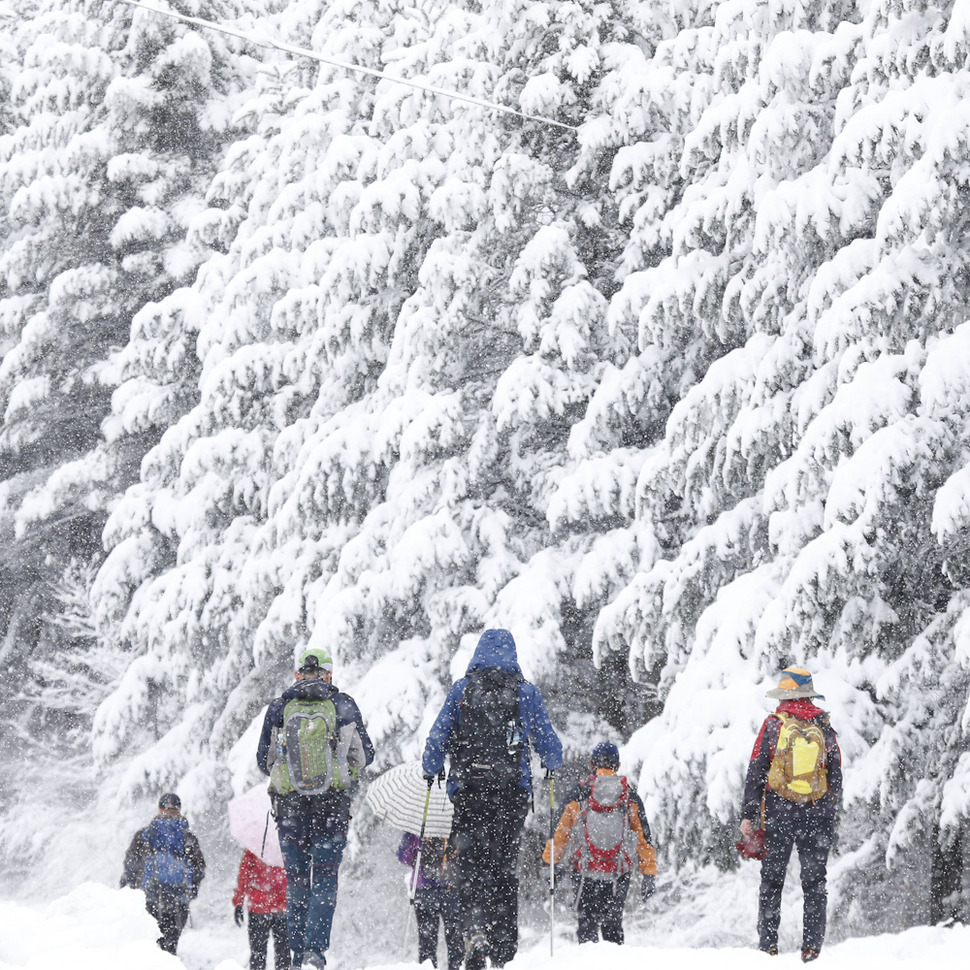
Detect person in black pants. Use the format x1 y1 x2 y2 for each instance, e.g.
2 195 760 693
543 743 657 945
575 874 631 943
233 849 289 970
248 912 289 970
422 629 563 970
398 833 462 969
740 667 842 963
121 792 206 956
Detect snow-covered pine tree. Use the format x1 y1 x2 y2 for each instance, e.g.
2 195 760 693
595 0 970 933
0 556 130 886
90 0 664 819
0 0 254 882
4 0 970 938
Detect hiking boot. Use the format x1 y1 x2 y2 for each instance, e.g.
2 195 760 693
801 948 819 963
302 953 327 970
760 945 778 956
464 931 488 970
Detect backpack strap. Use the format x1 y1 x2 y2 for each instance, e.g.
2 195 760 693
765 712 785 758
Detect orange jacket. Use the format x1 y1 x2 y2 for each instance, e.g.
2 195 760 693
542 768 657 876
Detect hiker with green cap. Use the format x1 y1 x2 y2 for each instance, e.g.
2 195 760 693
257 647 375 970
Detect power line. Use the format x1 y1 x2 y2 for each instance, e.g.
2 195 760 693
117 0 579 133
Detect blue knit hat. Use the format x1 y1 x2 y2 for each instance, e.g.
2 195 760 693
590 742 620 769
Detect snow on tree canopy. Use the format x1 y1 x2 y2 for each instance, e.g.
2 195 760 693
3 0 970 939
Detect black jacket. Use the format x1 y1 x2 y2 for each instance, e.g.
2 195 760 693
121 815 206 897
741 699 842 825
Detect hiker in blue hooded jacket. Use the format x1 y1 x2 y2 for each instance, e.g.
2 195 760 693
257 647 375 970
423 629 563 970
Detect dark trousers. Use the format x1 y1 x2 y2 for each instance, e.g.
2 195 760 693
572 872 630 944
146 888 189 954
414 884 463 970
248 911 289 970
451 785 530 967
759 811 832 952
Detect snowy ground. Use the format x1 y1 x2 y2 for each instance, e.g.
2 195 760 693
0 880 968 970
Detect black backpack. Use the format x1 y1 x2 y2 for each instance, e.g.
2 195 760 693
449 667 523 793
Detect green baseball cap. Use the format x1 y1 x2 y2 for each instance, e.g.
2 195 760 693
298 647 334 673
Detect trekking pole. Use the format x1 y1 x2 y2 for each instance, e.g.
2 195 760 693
260 810 271 861
410 778 433 902
548 770 555 956
403 777 434 958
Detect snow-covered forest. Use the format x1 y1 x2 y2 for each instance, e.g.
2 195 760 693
3 0 970 949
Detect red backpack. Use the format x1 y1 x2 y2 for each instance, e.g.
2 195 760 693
570 775 638 878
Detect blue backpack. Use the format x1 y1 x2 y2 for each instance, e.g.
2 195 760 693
141 817 193 891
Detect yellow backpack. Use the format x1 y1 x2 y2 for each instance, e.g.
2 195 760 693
766 713 828 804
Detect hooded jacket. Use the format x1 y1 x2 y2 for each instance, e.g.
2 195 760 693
741 698 843 824
422 629 563 797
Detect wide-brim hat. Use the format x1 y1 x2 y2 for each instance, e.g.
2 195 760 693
766 666 825 700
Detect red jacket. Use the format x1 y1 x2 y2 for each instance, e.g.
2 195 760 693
232 850 287 913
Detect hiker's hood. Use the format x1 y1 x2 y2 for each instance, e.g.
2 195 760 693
465 629 523 677
145 816 188 847
282 677 337 702
777 698 826 720
148 816 188 831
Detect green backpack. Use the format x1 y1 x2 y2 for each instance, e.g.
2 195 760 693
270 697 352 795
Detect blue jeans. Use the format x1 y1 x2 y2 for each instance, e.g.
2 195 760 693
280 828 346 964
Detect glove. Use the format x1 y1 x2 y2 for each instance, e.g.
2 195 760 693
640 875 656 902
422 774 436 787
234 905 245 926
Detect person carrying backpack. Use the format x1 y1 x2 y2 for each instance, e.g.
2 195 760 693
120 792 206 954
542 742 657 944
422 628 563 970
257 647 375 970
739 667 842 963
232 849 289 970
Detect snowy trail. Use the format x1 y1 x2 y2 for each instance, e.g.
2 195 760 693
0 882 968 970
